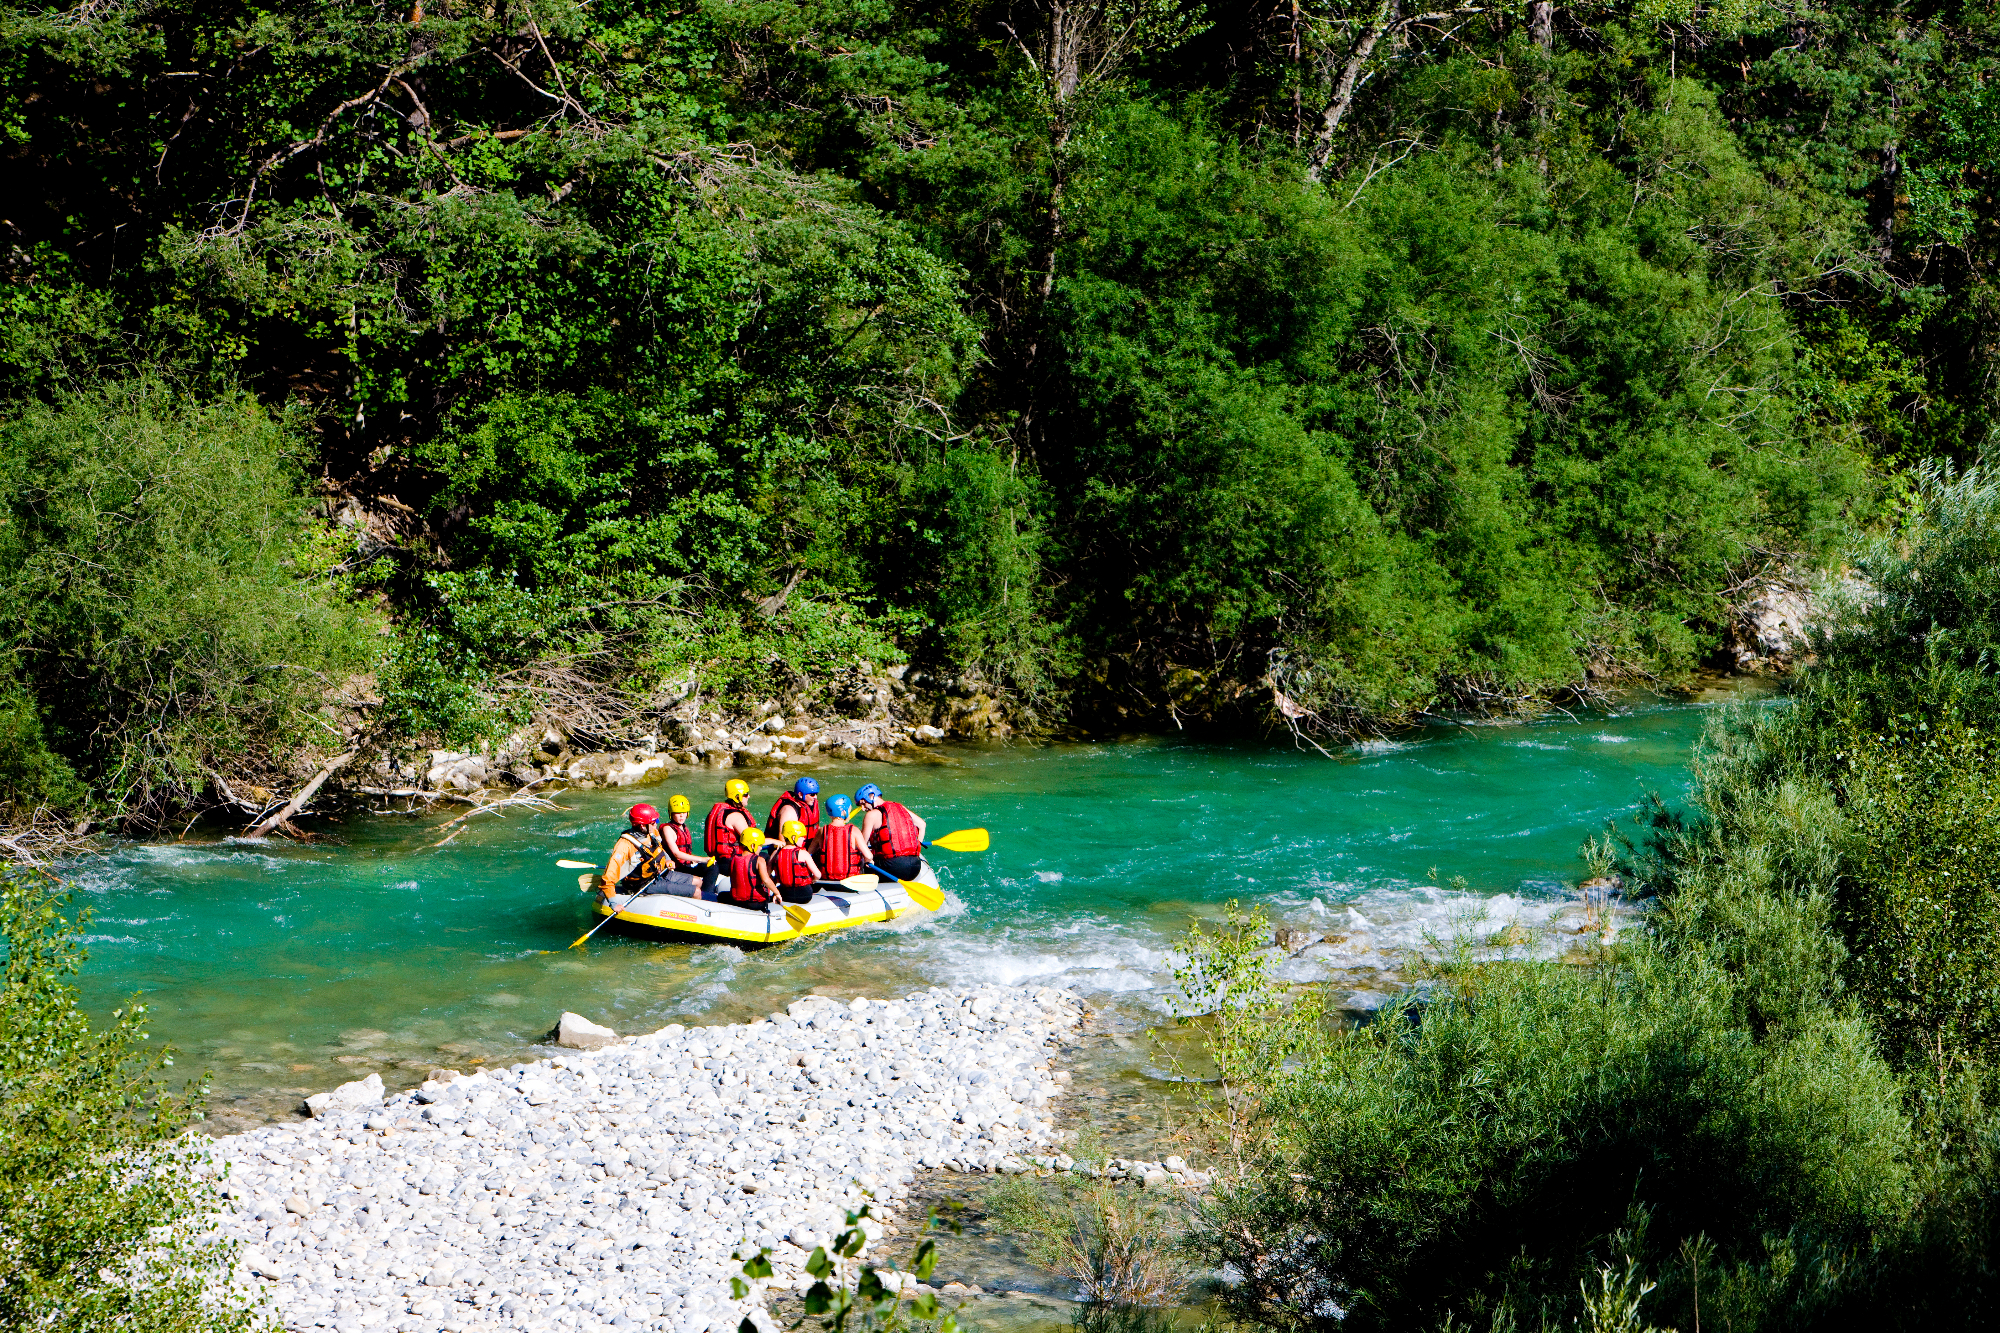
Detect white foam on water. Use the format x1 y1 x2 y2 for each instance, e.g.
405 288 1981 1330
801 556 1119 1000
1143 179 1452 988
1594 733 1634 744
917 917 1177 1000
1350 739 1410 755
84 845 297 876
1034 870 1064 883
663 945 741 1014
1508 740 1570 751
1254 879 1633 984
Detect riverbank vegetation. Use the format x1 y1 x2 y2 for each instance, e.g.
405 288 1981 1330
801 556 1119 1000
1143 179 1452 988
1181 466 2000 1330
0 868 266 1331
5 0 1996 828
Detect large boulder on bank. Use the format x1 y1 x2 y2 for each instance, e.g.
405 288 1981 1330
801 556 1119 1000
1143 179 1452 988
424 751 490 792
1727 576 1813 672
564 751 672 788
553 1012 619 1050
304 1072 383 1117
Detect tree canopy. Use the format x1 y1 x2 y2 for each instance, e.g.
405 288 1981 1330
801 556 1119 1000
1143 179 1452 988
6 0 1994 814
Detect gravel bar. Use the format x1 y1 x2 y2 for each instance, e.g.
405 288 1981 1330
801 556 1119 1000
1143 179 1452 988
210 984 1084 1333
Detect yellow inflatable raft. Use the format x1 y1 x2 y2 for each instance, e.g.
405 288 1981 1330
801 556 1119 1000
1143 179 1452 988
575 864 943 949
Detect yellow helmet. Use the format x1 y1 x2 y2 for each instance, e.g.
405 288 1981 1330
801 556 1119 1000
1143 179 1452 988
667 794 690 814
781 819 806 845
725 778 749 802
740 827 766 851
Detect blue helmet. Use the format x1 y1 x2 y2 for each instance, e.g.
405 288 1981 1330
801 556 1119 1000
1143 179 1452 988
856 782 883 805
794 776 820 796
825 794 853 820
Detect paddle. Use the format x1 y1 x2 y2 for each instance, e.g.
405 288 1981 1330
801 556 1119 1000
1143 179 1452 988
865 861 947 912
556 859 595 869
567 871 629 949
926 828 989 853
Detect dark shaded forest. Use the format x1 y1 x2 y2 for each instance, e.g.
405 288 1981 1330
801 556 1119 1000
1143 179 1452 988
4 0 1997 825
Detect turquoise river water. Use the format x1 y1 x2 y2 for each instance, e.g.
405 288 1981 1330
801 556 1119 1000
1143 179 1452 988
69 688 1750 1132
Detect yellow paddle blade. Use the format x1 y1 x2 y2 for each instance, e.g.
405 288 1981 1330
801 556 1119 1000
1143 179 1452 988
577 873 595 892
839 874 880 889
567 929 594 949
899 878 946 912
928 828 989 853
783 902 812 932
556 859 596 869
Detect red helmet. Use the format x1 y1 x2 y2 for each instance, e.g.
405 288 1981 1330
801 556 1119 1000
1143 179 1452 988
627 804 660 825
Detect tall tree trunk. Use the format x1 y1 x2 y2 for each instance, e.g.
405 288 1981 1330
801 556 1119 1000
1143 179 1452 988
1307 0 1398 183
1528 0 1554 175
1035 116 1071 301
1878 22 1905 262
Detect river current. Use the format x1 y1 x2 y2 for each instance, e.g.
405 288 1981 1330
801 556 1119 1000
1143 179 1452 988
70 688 1747 1131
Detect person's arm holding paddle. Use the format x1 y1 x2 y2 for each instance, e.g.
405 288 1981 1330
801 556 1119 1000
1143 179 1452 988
855 783 926 882
596 832 643 902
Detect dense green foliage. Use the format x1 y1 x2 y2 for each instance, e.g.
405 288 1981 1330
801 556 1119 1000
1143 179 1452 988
1195 467 2000 1331
0 869 265 1331
0 380 375 825
7 0 2000 814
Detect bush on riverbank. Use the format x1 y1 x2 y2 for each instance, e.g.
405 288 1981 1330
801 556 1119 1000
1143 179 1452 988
0 381 377 830
0 868 265 1331
1194 467 2000 1331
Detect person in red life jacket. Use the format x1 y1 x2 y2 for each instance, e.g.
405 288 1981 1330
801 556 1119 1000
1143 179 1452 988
855 782 926 882
661 794 702 874
813 793 868 882
715 826 779 908
770 819 822 903
596 804 673 901
764 776 821 842
700 778 754 898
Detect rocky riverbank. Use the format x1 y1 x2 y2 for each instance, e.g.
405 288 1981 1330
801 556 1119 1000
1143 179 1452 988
208 986 1082 1333
361 666 1013 803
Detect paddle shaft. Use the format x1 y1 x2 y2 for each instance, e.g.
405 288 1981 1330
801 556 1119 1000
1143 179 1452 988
571 883 631 949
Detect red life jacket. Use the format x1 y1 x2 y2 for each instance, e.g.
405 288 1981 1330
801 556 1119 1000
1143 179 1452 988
816 820 864 879
723 850 770 906
664 820 694 857
774 845 815 889
765 792 821 841
705 800 751 858
869 801 923 860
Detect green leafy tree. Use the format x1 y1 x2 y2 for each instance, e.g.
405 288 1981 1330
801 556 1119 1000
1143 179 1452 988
0 868 268 1332
0 380 376 825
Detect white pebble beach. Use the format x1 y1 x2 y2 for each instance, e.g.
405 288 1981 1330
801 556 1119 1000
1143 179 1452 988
207 984 1084 1333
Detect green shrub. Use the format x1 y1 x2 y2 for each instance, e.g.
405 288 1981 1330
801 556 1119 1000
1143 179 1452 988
0 380 376 821
0 868 267 1332
1837 723 2000 1084
1196 943 1910 1333
0 671 84 819
638 595 913 713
